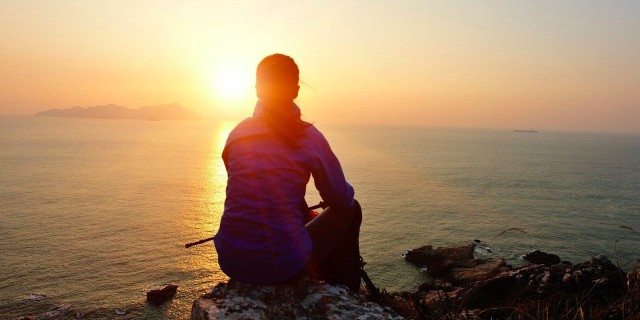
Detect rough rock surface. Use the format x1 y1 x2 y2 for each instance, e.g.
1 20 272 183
460 254 625 308
387 242 634 319
190 278 404 320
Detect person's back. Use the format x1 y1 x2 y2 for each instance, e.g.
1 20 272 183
214 54 361 291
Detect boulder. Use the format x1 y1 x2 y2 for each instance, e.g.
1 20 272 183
448 258 510 284
146 284 178 306
404 243 476 277
461 264 545 308
406 242 511 285
523 250 561 266
189 278 403 320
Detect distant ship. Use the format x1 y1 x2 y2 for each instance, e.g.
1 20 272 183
514 129 538 133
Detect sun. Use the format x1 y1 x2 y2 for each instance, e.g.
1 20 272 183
211 65 253 103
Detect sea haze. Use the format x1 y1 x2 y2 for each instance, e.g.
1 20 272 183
1 117 639 319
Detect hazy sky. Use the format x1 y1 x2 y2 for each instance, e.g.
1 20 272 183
1 1 639 132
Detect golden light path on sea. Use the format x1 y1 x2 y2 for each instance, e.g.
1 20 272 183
178 120 236 281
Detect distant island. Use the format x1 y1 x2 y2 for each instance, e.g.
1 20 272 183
514 129 538 133
34 103 201 121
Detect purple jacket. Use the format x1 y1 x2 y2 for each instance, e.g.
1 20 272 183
214 102 355 283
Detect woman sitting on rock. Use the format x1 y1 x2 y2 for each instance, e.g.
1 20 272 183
214 53 362 292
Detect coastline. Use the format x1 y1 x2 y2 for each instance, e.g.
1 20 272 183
188 242 640 319
7 241 640 319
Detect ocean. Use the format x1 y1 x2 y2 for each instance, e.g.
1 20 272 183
1 116 639 319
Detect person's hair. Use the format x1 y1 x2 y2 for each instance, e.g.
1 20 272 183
256 54 310 147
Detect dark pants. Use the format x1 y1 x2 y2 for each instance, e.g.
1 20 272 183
305 200 362 292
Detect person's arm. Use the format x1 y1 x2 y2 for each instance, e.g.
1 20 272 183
309 130 355 208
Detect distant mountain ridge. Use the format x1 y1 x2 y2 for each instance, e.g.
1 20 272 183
35 103 200 120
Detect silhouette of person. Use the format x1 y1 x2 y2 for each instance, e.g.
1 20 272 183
214 54 362 292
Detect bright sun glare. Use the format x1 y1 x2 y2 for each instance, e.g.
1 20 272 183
212 65 253 103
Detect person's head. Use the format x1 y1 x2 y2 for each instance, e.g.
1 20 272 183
256 54 300 103
254 54 309 146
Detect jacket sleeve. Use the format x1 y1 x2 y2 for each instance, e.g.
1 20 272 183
309 129 355 208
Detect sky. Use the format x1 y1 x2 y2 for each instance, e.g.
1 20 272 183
1 1 639 132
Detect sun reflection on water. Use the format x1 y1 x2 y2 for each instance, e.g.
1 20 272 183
178 120 237 286
207 120 237 220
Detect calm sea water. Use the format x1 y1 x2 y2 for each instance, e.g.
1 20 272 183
1 117 639 319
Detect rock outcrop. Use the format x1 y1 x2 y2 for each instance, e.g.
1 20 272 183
388 243 636 319
461 255 625 309
188 243 639 319
190 278 403 320
404 242 511 284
